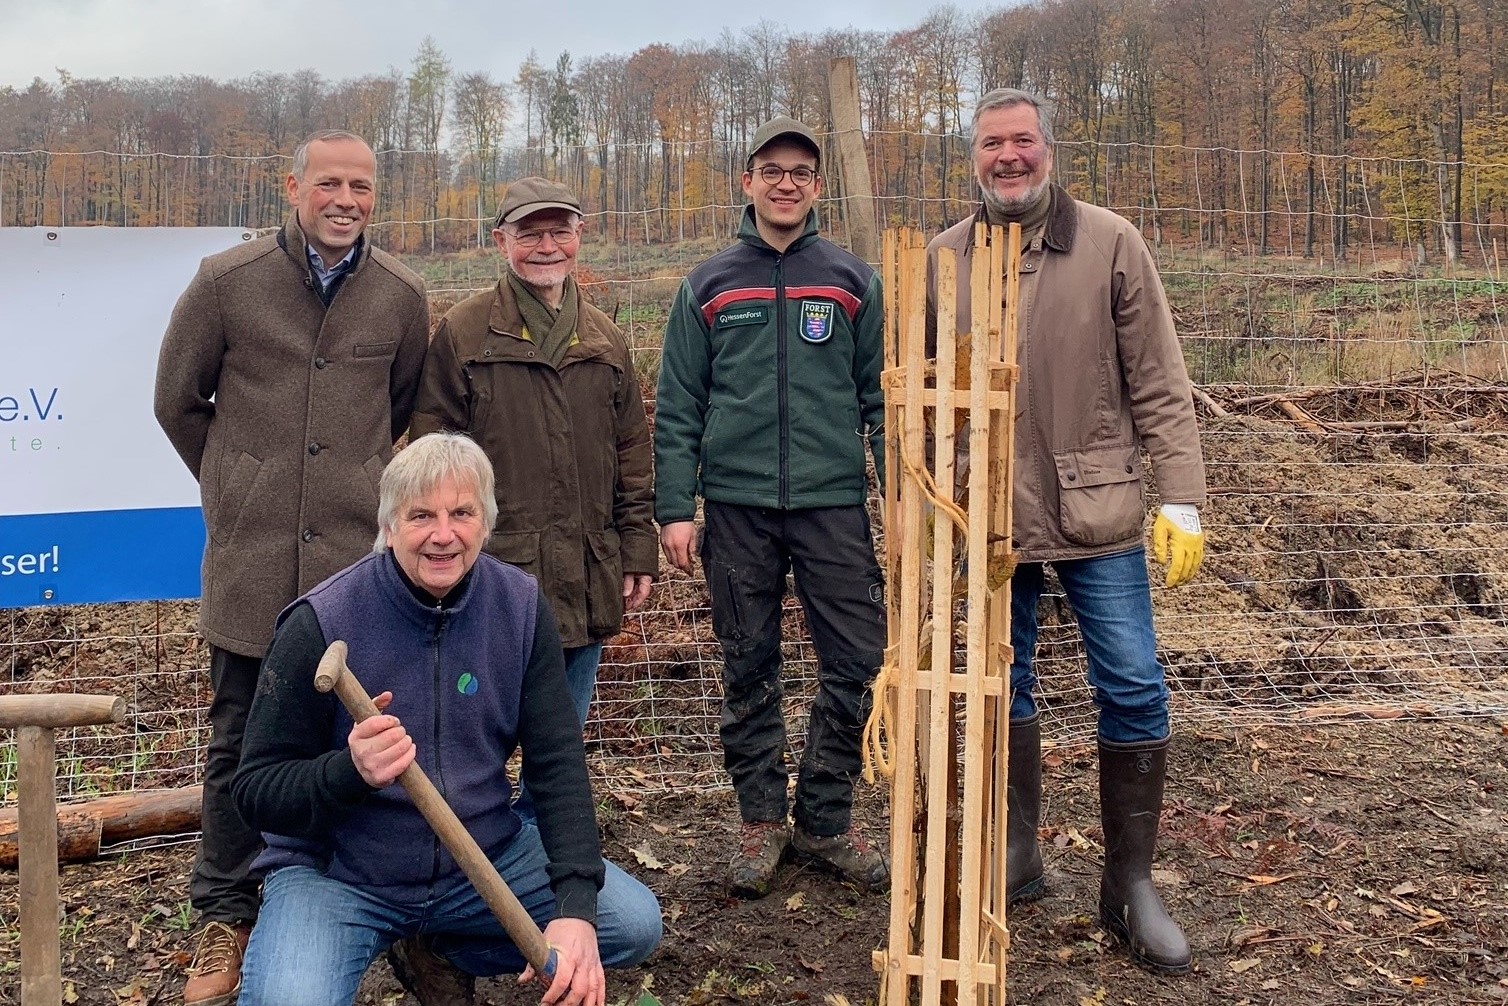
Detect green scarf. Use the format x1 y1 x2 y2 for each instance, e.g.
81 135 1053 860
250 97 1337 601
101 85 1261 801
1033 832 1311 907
985 183 1052 242
508 272 579 367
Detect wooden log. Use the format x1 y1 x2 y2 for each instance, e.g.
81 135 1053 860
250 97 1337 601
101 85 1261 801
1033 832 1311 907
0 694 126 729
18 726 61 1006
0 786 203 868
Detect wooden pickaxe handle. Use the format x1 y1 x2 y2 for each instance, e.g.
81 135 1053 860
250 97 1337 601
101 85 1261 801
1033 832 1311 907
314 640 557 978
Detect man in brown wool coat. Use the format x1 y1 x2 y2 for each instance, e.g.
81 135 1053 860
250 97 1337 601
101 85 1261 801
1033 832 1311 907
154 127 430 1005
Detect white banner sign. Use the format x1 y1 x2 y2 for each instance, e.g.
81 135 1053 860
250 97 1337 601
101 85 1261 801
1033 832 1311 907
0 226 252 608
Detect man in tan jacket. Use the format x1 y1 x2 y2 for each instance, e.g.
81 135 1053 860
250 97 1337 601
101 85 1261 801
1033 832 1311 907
154 128 429 1005
927 89 1207 976
411 177 656 738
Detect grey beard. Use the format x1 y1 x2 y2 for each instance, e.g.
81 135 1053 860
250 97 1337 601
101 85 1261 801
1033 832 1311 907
979 176 1050 218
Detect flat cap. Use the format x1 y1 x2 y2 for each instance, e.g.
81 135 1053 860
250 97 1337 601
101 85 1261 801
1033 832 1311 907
748 116 820 167
494 176 581 227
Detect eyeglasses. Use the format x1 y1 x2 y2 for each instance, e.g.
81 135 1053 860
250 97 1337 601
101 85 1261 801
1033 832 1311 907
753 164 817 187
505 226 580 248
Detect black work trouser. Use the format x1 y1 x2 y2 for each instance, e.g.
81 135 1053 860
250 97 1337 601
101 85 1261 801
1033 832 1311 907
701 501 887 837
189 645 264 923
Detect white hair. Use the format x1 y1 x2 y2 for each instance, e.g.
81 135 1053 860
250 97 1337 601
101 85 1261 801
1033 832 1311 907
373 433 498 551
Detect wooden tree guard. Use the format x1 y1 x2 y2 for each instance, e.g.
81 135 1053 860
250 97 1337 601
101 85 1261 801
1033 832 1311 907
0 693 127 1006
873 222 1022 1005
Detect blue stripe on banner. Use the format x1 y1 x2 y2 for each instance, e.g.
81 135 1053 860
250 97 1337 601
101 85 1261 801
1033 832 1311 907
0 508 205 609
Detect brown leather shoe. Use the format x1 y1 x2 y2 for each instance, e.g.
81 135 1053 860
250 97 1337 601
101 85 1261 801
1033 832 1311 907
730 820 790 898
387 936 476 1005
791 823 891 893
182 921 251 1006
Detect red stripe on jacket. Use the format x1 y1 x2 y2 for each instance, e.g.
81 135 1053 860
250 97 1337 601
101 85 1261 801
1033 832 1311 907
700 285 862 327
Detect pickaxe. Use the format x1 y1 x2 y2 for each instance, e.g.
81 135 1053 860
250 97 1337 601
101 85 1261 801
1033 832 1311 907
314 640 557 979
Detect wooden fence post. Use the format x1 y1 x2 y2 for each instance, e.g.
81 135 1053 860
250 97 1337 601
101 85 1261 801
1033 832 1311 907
828 57 880 265
1 694 126 1006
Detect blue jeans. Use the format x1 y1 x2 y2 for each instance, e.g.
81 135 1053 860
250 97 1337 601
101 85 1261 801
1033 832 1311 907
564 642 604 728
238 822 661 1006
1009 547 1169 743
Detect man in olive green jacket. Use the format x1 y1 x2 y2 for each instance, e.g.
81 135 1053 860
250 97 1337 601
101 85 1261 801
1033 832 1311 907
655 118 888 899
154 129 429 1006
411 177 657 730
927 89 1206 977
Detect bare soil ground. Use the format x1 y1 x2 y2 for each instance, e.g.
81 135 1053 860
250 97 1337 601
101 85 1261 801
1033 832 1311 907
3 719 1505 1005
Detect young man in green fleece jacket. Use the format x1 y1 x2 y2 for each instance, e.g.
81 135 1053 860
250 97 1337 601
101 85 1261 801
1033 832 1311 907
654 116 889 898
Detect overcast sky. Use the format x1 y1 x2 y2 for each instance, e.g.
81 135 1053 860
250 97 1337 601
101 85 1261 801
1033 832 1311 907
4 0 1003 89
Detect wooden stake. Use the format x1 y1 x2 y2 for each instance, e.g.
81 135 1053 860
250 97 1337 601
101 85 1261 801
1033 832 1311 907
17 727 60 1006
827 57 880 265
0 693 125 1006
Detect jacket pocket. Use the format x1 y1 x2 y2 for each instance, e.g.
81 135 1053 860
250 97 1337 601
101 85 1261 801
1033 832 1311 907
353 341 397 359
208 449 263 546
1052 443 1145 547
490 530 541 579
585 528 624 639
362 452 387 504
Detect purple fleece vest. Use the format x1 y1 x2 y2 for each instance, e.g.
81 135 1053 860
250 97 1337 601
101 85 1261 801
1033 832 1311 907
256 550 538 902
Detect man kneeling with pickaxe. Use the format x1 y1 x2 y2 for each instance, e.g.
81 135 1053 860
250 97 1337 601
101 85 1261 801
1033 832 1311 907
231 432 661 1006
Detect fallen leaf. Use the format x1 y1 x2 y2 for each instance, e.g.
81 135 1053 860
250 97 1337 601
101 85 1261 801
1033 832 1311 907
823 995 852 1006
650 823 671 835
1077 988 1107 1006
1409 976 1428 987
1307 942 1324 958
612 792 641 810
1230 926 1275 949
667 863 691 878
1230 958 1261 973
1063 826 1093 850
799 955 825 973
1260 980 1280 991
1055 947 1074 962
1243 873 1295 887
1390 880 1418 897
126 923 141 952
786 892 808 911
63 983 79 1004
631 844 664 870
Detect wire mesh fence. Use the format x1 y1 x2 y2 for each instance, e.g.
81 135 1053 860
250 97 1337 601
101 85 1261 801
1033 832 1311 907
3 135 1508 813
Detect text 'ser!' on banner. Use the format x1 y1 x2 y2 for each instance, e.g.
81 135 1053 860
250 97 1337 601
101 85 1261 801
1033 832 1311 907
0 226 251 609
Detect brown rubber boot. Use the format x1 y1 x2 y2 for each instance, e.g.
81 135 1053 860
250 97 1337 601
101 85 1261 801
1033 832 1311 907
730 819 791 898
182 921 251 1006
1098 736 1192 975
387 936 476 1005
1007 713 1046 905
791 823 890 893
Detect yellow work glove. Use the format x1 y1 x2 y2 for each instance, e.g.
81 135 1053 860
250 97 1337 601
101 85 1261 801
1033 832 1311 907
1152 503 1204 588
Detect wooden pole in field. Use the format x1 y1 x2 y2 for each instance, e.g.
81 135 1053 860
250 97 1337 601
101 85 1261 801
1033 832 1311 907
0 693 127 1006
827 57 880 265
871 222 1020 1003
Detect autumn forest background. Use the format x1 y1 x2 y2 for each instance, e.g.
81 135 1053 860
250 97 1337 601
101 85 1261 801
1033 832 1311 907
2 0 1505 269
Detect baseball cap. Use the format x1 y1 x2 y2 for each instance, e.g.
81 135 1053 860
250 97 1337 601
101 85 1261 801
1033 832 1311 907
747 116 821 168
494 176 582 227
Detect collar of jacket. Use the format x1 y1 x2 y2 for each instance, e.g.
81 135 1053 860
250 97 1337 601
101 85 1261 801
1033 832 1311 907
966 183 1078 254
485 275 616 366
736 204 821 255
276 213 371 280
377 548 480 627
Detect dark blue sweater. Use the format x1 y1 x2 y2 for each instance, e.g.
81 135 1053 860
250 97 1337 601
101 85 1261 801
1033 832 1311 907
233 550 604 919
